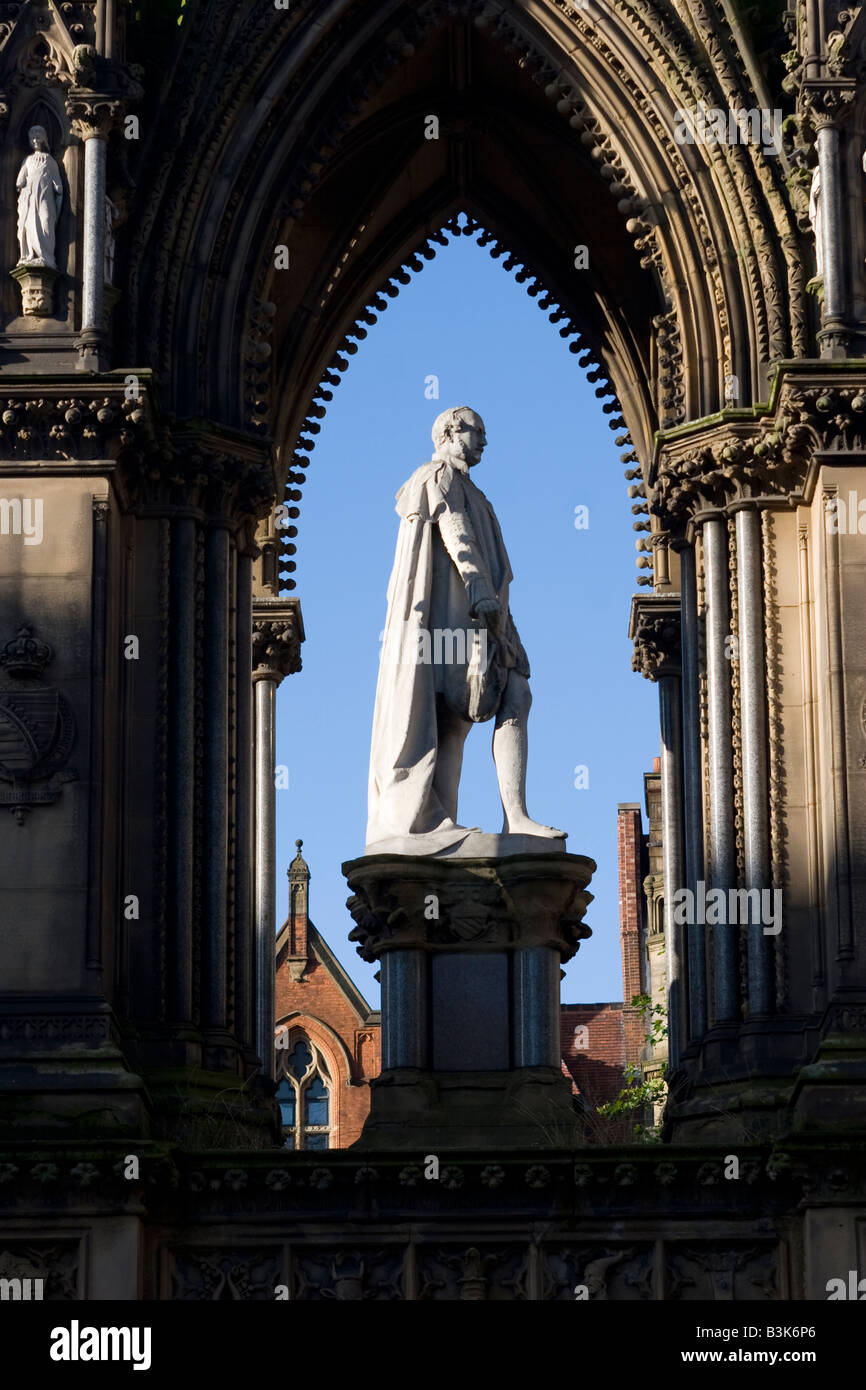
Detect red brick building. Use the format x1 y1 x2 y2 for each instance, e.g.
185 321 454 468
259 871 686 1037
274 841 381 1149
275 773 663 1146
615 757 668 1085
560 1002 626 1108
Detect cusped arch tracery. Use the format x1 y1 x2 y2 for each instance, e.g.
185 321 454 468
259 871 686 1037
127 0 810 493
265 207 642 593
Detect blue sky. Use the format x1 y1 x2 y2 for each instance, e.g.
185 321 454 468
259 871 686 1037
274 227 659 1007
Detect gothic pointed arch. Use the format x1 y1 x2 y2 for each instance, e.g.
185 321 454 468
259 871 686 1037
126 0 808 515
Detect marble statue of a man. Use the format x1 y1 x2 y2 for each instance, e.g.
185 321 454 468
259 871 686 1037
366 405 565 852
16 127 63 269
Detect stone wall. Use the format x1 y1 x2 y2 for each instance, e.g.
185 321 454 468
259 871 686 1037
1 1140 863 1300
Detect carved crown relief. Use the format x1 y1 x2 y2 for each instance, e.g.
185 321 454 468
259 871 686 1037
0 624 77 824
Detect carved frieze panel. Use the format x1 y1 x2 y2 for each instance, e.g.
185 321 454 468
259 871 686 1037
169 1246 281 1301
0 1239 81 1299
665 1244 778 1300
417 1245 529 1301
292 1248 403 1301
543 1244 655 1301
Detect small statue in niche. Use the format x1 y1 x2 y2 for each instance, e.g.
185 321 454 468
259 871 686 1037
15 126 63 269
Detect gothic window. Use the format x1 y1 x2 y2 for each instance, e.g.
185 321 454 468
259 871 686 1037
275 1034 331 1151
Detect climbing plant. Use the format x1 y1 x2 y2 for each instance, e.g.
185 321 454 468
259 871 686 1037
597 994 668 1142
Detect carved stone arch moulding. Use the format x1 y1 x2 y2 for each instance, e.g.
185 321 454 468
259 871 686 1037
195 2 672 440
126 0 799 444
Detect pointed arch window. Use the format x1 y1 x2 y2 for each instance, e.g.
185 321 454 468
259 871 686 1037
274 1034 331 1150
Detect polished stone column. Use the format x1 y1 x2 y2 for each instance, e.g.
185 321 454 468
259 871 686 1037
81 134 107 336
252 599 304 1077
167 514 197 1027
253 676 275 1074
734 504 772 1016
701 512 738 1024
630 598 685 1068
821 490 855 963
797 522 825 1003
203 524 231 1034
513 947 560 1068
659 671 685 1067
234 546 254 1053
86 499 109 973
381 951 427 1068
678 541 706 1039
816 122 847 334
66 97 121 370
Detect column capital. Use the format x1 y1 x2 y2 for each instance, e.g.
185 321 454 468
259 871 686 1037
690 505 728 528
343 852 593 963
652 368 866 524
252 598 304 683
66 93 123 141
800 81 857 130
120 419 275 521
654 425 804 524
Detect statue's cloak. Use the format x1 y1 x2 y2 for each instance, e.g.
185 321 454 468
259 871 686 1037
17 152 61 267
366 457 528 849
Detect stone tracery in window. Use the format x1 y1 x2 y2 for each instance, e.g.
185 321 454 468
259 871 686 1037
274 1034 331 1151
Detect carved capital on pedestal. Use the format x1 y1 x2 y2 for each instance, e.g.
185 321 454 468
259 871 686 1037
252 598 304 683
629 595 681 681
10 263 57 317
343 853 594 964
66 93 122 140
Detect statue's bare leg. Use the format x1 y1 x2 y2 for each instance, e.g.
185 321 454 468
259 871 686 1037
433 698 473 826
493 671 565 838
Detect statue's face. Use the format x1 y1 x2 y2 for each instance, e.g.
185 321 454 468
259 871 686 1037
446 415 487 467
29 128 47 151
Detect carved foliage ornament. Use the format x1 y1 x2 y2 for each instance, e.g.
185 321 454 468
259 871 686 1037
344 859 593 962
652 380 866 521
0 392 154 462
252 611 302 681
631 612 681 680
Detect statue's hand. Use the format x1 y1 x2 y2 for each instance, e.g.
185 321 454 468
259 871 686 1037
473 597 500 627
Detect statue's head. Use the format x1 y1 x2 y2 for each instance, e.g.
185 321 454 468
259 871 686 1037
28 126 49 152
431 406 487 467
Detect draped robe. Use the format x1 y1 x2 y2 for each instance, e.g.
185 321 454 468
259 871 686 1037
17 151 62 268
366 456 528 850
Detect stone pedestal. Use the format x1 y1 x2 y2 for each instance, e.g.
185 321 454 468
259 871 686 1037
343 851 595 1149
10 263 58 317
